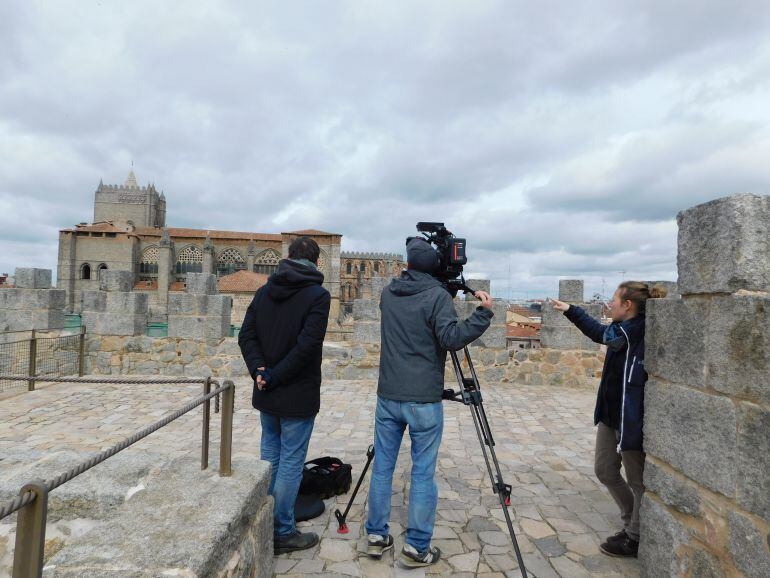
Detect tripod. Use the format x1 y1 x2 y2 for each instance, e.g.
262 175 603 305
334 344 530 578
443 345 529 578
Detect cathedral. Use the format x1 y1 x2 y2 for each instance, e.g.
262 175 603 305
57 171 344 322
57 171 406 324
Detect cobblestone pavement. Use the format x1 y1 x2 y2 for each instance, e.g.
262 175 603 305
0 378 640 577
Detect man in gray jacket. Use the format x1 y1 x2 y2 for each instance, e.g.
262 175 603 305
365 237 494 568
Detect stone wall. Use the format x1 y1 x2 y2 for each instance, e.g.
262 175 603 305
541 279 602 351
81 271 148 336
168 273 232 340
0 268 66 331
639 193 770 578
0 450 273 578
321 342 605 388
78 334 605 389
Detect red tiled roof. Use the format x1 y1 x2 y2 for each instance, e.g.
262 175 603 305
218 270 269 293
284 229 340 236
134 280 158 290
135 227 283 242
507 324 540 338
61 221 283 241
509 306 535 318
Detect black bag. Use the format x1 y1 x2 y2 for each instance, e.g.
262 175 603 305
295 493 325 522
299 457 352 499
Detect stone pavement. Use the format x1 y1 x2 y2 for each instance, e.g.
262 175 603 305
0 377 640 577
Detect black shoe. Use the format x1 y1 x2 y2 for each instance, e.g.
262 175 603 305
605 529 629 545
367 534 394 558
274 530 320 555
600 536 639 558
399 543 441 568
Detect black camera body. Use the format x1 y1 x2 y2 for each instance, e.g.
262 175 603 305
412 222 471 295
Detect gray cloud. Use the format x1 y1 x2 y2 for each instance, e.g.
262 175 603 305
0 0 768 297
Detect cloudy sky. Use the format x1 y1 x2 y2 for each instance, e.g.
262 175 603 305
2 1 769 299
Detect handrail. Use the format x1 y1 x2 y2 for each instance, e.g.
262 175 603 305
0 376 236 577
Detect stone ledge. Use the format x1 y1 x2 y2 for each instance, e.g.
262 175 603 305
44 456 273 578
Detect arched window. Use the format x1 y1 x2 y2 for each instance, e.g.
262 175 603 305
175 245 203 277
346 261 352 274
374 262 380 273
254 249 280 275
97 263 108 281
81 263 91 280
360 262 366 274
217 248 246 277
139 246 159 278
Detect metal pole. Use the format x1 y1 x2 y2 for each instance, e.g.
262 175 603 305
78 325 86 377
219 380 234 477
28 330 37 392
12 480 48 578
201 377 211 470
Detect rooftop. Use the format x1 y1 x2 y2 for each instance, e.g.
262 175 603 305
218 270 269 293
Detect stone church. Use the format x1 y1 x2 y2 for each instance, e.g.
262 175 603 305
57 171 346 322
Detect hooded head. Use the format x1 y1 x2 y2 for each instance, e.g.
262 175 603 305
406 237 440 274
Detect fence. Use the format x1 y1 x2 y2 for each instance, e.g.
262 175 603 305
0 327 85 393
0 375 235 578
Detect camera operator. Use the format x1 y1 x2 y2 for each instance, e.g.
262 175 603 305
364 237 494 568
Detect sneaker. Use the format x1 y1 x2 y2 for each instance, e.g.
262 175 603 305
600 536 639 558
367 534 394 558
605 529 629 545
274 530 320 555
399 543 442 568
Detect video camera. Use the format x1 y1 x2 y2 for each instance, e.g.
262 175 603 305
411 222 471 295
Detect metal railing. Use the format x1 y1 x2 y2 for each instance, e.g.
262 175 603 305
0 327 86 393
0 376 235 578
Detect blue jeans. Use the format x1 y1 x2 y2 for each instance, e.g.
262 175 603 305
365 396 443 552
260 412 315 537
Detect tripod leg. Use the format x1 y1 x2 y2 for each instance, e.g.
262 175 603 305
453 348 529 578
335 445 374 533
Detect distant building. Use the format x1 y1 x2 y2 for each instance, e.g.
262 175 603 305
57 171 342 321
339 252 405 313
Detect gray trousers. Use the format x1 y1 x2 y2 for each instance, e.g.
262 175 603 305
594 422 645 540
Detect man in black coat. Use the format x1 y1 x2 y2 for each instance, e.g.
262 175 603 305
238 236 331 554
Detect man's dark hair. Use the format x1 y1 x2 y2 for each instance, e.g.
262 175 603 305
288 236 321 263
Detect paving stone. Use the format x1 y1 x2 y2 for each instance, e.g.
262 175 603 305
320 538 358 562
448 551 480 572
327 560 362 576
519 519 555 539
533 535 567 558
0 376 637 578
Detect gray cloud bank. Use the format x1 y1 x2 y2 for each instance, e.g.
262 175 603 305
1 0 769 299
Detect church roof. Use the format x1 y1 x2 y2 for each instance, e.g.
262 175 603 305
218 270 269 293
284 229 340 236
134 227 283 241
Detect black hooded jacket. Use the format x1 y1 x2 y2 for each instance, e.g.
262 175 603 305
238 259 331 417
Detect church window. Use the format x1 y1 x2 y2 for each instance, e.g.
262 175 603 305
217 248 246 277
346 262 352 274
360 262 366 273
175 245 203 276
374 262 380 273
81 263 91 280
254 249 280 275
140 247 159 278
97 264 108 280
